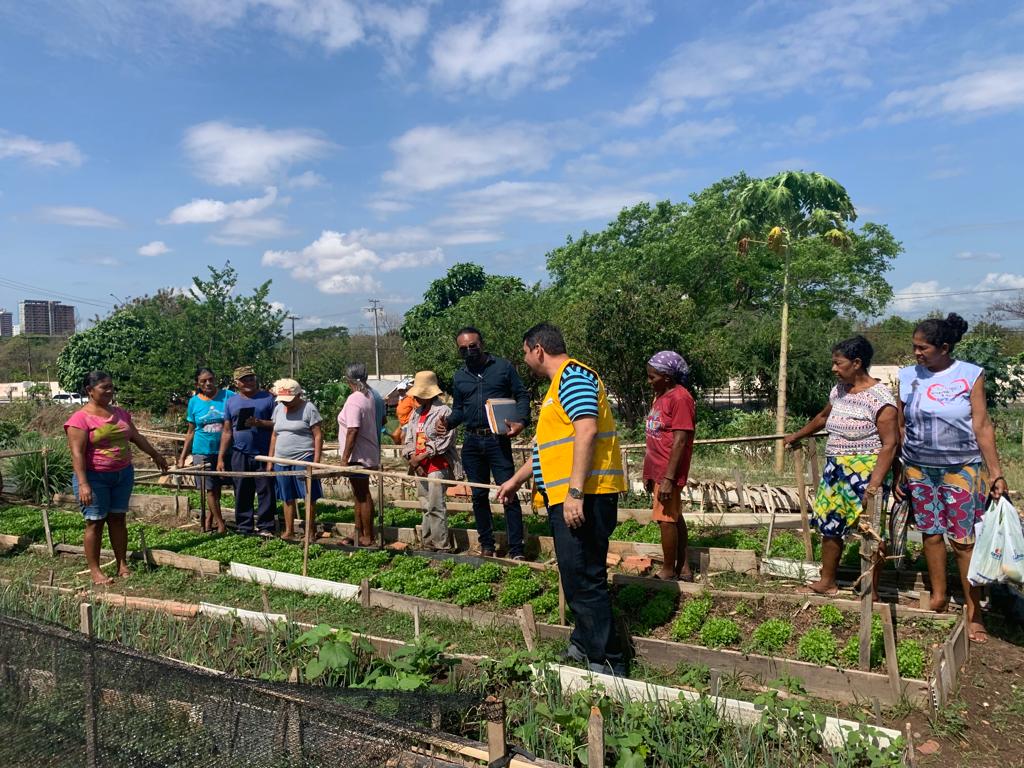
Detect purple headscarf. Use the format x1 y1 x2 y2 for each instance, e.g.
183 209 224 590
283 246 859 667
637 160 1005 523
648 350 690 385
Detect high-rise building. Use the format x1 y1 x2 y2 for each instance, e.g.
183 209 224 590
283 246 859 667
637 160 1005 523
0 309 12 338
18 300 76 336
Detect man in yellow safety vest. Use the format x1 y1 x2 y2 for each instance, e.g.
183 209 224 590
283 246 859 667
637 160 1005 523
497 322 627 675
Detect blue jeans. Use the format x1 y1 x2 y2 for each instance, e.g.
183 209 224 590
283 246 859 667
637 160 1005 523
231 450 277 534
549 493 624 673
73 466 135 521
461 433 524 555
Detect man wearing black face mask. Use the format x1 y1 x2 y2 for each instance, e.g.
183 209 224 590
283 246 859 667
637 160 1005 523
436 327 531 559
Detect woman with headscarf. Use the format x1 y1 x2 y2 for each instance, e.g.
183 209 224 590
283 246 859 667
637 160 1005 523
337 363 380 547
896 314 1008 642
643 351 696 581
784 336 898 598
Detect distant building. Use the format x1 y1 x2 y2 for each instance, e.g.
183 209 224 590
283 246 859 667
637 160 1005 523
18 300 76 336
0 309 12 338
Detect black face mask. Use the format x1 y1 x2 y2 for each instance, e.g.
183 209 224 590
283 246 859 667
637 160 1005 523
460 346 484 365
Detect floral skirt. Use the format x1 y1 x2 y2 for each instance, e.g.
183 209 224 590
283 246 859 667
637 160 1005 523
812 455 884 539
904 462 986 544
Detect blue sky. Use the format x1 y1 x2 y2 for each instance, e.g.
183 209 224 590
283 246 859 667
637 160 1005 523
1 0 1022 333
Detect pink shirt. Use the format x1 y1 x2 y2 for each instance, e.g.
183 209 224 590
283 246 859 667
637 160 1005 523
337 391 380 468
64 407 134 472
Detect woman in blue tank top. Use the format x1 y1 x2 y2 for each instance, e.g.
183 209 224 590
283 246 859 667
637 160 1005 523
896 313 1009 643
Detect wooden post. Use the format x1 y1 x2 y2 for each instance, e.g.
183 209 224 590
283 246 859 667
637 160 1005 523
709 668 722 697
518 604 537 651
360 578 371 609
700 552 711 587
858 549 874 671
413 604 421 639
620 449 630 493
485 697 506 765
261 587 272 615
173 473 182 516
376 471 385 550
302 466 314 577
587 706 604 768
931 646 946 709
904 723 917 768
795 446 813 560
877 603 901 699
138 528 152 568
199 474 208 531
557 569 567 626
807 438 821 491
80 603 98 768
732 469 746 513
764 492 777 557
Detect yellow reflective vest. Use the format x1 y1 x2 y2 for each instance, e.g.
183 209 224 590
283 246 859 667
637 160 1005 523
534 358 626 507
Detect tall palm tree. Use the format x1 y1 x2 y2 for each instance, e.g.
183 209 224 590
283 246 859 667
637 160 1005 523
729 171 857 474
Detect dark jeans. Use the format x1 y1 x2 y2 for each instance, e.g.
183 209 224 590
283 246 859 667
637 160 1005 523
461 433 524 556
230 450 277 534
549 493 624 671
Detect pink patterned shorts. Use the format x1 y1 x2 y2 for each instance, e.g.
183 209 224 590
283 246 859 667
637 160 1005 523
904 462 986 544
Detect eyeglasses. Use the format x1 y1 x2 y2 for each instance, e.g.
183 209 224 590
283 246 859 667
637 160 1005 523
458 343 480 352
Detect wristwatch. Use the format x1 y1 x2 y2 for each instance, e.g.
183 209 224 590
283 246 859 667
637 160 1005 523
568 487 584 500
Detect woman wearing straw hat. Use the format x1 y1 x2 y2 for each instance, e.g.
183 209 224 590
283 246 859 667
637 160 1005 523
266 378 323 540
402 371 458 552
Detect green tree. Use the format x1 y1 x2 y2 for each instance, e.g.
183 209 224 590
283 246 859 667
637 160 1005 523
56 264 285 413
956 334 1024 409
293 326 350 396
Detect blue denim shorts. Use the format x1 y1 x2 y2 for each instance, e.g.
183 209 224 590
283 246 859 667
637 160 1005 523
73 466 135 521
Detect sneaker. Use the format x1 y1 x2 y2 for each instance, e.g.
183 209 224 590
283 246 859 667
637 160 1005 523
509 554 527 562
588 660 627 678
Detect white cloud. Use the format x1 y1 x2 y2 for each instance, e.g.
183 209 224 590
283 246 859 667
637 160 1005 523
183 122 332 186
890 272 1024 315
40 206 123 228
384 123 554 191
262 228 447 294
367 198 412 215
601 118 738 158
285 170 326 189
440 180 653 229
209 217 290 245
954 251 1001 261
881 56 1024 122
138 240 171 256
429 0 651 95
632 0 946 120
165 187 279 224
0 130 83 167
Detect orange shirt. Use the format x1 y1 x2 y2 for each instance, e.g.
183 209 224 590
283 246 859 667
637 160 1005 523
396 394 417 426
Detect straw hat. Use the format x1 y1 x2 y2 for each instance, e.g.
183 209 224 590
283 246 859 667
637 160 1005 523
272 378 303 403
407 370 443 399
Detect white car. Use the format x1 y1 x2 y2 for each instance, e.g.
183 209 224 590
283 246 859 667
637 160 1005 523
52 392 86 405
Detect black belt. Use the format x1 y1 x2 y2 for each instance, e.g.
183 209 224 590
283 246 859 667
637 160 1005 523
465 427 493 437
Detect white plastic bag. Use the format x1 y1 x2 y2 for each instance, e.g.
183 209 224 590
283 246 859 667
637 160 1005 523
968 496 1024 586
998 497 1024 583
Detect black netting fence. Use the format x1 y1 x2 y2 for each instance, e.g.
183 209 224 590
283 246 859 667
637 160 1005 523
0 610 480 768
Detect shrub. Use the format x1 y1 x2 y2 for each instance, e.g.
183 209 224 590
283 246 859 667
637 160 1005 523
749 619 793 654
896 639 926 679
670 595 713 640
796 628 838 665
699 617 740 648
817 604 845 628
7 437 72 503
0 421 20 449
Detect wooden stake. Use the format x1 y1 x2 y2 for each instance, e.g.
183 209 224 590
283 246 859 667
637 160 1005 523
904 723 917 768
931 647 946 709
795 445 813 560
261 587 272 615
877 604 901 700
138 528 152 568
41 507 55 557
858 549 874 671
80 602 98 768
519 603 537 651
485 697 506 765
360 578 371 609
413 604 421 639
587 706 604 768
302 466 314 577
700 552 711 587
710 668 722 697
732 469 746 512
807 438 821 491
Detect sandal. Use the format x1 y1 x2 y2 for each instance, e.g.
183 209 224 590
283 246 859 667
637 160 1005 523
968 623 989 644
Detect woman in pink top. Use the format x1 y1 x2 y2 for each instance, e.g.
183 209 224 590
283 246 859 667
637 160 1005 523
64 371 169 585
337 363 380 547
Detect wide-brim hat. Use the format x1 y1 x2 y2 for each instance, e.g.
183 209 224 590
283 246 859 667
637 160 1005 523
272 377 302 402
407 370 443 400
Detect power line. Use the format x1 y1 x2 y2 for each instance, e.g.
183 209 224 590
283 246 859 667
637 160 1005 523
892 287 1023 299
0 276 113 310
362 299 383 380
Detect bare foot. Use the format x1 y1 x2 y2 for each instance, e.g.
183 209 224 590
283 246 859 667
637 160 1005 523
90 571 114 586
968 622 988 644
929 593 949 612
655 568 675 580
281 531 296 540
803 580 839 596
215 525 227 534
358 536 374 547
117 565 131 579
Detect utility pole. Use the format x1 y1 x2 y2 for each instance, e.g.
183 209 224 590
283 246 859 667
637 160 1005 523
363 299 382 380
287 315 300 378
